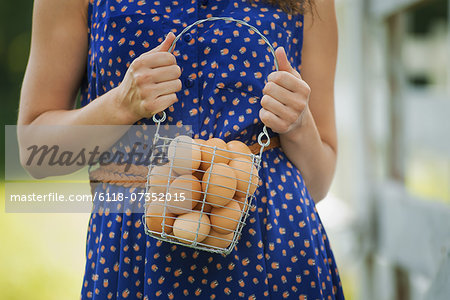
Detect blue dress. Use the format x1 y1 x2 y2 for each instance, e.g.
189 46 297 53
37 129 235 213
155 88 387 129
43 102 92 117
80 0 345 299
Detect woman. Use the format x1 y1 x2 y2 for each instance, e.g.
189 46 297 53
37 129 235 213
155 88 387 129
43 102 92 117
19 0 343 298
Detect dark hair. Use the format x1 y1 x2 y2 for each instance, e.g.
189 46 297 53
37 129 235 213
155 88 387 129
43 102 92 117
249 0 314 15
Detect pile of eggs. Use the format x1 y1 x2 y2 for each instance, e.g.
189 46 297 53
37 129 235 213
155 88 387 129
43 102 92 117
145 136 260 250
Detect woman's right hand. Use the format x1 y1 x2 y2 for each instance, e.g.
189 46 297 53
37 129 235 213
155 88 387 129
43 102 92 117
115 32 182 123
18 2 182 177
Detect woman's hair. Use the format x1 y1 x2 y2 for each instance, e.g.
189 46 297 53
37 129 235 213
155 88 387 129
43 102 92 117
250 0 313 15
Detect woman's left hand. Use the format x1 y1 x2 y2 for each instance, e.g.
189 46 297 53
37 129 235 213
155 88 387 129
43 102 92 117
260 47 311 134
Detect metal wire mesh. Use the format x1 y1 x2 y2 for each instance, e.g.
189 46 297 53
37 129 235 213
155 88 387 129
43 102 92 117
143 135 261 255
142 16 278 255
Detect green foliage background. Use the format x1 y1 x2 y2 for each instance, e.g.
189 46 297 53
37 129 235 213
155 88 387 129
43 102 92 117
0 0 33 169
0 0 32 122
0 3 89 299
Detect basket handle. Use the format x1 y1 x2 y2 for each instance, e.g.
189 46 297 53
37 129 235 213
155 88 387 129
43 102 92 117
154 17 277 150
168 16 279 70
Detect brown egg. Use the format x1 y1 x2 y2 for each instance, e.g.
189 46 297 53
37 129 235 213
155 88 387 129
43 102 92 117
226 140 253 160
200 138 229 171
148 164 175 194
234 196 249 212
193 138 206 146
167 175 201 215
202 229 234 249
145 201 175 234
202 163 236 207
228 158 259 198
210 200 242 234
173 212 211 244
194 201 212 213
168 135 202 175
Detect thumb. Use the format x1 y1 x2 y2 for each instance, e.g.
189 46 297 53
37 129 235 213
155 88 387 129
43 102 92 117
275 47 300 77
150 32 176 53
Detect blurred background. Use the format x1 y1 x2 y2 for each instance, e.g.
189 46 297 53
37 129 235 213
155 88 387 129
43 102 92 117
1 0 449 299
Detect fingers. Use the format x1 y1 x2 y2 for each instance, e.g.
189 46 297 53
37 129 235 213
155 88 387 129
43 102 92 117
136 32 178 68
261 48 311 134
118 31 182 121
260 95 298 124
264 73 311 111
149 32 176 53
130 31 180 87
145 79 182 98
153 65 182 83
137 79 180 118
156 93 178 104
259 108 290 134
136 51 177 69
263 81 296 107
137 31 177 68
267 71 304 93
275 47 301 78
275 47 293 73
141 93 178 117
157 79 182 96
275 47 291 72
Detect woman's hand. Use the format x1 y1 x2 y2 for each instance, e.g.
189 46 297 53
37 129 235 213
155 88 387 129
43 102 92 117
259 0 339 203
18 0 183 177
115 32 182 123
260 47 311 134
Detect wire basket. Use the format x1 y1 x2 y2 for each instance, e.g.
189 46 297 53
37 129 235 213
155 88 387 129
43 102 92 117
143 17 279 255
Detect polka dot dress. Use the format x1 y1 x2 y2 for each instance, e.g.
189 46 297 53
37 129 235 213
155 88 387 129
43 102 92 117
80 0 345 299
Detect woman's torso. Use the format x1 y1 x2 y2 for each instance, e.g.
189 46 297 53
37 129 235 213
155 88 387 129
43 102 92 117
81 1 345 299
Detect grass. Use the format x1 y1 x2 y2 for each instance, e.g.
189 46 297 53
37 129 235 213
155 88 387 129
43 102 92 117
0 181 90 300
1 178 360 299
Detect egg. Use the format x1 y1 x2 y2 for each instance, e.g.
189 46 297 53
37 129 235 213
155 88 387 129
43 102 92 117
210 199 242 234
200 138 229 170
234 196 249 212
202 163 236 207
202 229 234 249
193 138 206 145
148 164 175 194
228 158 259 198
194 200 213 213
173 212 211 244
168 135 202 175
226 140 253 160
167 175 201 215
145 201 175 234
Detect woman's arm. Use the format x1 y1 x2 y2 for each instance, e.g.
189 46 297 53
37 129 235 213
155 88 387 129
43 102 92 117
18 0 181 177
260 0 338 202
